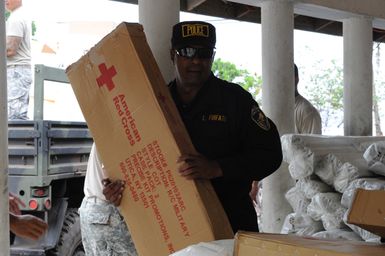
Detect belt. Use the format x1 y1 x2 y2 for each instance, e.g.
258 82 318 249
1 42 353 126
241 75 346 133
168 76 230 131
84 196 124 219
7 64 31 68
84 196 110 205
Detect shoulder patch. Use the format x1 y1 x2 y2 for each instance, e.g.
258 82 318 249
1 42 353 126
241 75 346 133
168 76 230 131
251 105 270 131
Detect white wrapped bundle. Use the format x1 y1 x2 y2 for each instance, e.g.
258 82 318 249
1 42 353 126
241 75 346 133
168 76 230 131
281 134 385 180
296 176 334 199
312 229 363 241
315 153 342 185
281 134 343 168
170 240 234 256
344 224 381 243
288 147 339 179
285 185 310 214
281 134 385 160
307 192 342 221
281 134 380 149
363 141 385 176
315 152 373 188
320 207 347 231
281 134 304 163
281 213 324 236
340 177 385 208
287 148 315 179
333 159 373 193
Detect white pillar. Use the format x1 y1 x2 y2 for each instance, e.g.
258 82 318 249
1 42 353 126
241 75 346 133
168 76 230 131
343 16 373 136
0 0 10 252
138 0 179 83
261 0 295 233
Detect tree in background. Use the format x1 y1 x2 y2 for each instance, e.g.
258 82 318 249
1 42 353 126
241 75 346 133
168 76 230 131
304 55 384 136
5 10 10 20
212 58 343 132
213 57 384 135
303 60 344 133
32 21 36 36
212 58 262 103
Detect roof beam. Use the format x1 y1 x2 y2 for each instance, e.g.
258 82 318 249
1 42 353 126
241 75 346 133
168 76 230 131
314 20 335 32
234 4 257 18
187 0 207 11
109 0 385 42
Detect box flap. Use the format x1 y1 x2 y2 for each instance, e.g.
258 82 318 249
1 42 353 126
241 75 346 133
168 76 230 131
347 189 385 238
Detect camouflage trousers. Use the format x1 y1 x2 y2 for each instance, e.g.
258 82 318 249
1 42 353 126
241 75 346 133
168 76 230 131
7 65 32 120
79 197 138 256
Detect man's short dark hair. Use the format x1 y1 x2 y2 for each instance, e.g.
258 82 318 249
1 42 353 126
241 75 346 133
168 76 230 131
171 21 216 49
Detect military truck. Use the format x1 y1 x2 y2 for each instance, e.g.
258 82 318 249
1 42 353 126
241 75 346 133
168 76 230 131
9 65 93 255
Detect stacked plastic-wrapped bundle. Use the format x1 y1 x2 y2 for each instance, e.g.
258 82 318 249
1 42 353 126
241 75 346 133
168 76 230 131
315 153 373 193
307 192 347 231
281 134 385 242
363 141 385 177
312 229 362 241
281 212 324 236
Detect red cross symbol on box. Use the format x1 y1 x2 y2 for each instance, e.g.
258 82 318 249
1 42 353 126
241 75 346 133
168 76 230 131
96 63 117 91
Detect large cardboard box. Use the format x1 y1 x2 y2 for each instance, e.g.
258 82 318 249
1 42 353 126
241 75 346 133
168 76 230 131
66 22 233 256
234 232 385 256
347 188 385 238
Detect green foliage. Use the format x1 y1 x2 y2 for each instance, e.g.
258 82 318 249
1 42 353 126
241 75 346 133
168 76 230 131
301 59 344 130
307 59 343 111
32 21 36 36
212 58 241 81
5 10 10 20
212 58 262 99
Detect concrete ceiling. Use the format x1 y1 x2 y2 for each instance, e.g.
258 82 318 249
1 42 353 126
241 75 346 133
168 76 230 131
112 0 385 43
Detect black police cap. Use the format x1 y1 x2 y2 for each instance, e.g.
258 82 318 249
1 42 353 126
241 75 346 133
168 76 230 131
171 21 216 49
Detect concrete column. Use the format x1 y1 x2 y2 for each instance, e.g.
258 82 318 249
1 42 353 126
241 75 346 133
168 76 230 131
343 16 373 136
260 0 295 233
0 0 10 252
138 0 179 83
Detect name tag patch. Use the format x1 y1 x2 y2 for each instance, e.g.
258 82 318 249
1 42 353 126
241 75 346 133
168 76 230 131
202 114 227 122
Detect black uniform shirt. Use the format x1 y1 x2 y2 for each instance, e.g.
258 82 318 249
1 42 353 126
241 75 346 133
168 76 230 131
169 73 282 232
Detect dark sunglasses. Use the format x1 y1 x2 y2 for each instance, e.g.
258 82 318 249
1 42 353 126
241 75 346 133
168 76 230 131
175 47 215 59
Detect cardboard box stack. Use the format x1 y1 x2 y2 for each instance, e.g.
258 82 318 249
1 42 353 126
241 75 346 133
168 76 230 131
234 232 385 256
234 187 385 255
66 22 233 256
280 134 385 242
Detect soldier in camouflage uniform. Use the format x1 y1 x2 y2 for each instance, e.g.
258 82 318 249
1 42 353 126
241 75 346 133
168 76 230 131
79 144 137 255
6 0 32 120
7 66 32 120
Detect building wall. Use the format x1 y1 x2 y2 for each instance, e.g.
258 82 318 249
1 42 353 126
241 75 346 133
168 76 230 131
302 0 385 19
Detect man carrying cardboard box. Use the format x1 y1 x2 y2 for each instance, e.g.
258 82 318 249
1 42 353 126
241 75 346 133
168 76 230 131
101 20 282 252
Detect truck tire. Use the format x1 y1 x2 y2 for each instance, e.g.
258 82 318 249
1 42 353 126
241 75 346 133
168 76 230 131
50 208 85 256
